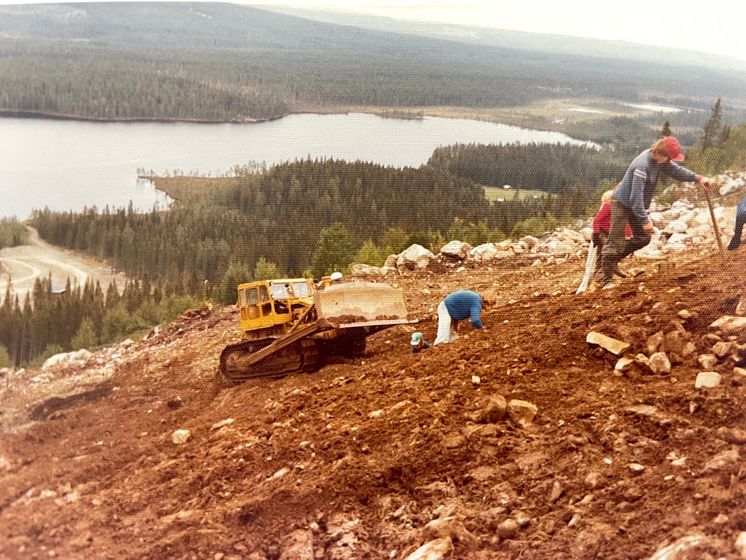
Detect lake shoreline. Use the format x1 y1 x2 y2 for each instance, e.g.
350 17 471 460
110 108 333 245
0 109 285 125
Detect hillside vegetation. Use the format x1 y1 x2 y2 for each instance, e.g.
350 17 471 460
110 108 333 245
2 3 746 123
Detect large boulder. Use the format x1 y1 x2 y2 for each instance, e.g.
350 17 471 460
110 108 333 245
42 349 93 372
384 254 398 268
519 236 539 250
469 243 512 262
469 243 499 261
664 220 689 234
396 244 435 270
439 240 472 260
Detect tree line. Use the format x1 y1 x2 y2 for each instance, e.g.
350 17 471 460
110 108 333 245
0 218 28 249
428 142 629 193
0 275 198 368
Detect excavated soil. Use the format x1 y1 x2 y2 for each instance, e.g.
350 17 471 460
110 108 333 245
1 247 746 560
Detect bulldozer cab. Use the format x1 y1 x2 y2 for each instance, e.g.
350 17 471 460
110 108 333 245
237 278 315 336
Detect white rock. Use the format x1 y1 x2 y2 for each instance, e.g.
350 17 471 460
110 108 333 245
396 245 435 270
520 236 539 249
628 463 645 475
0 455 11 471
614 357 635 372
384 254 398 268
439 240 472 260
210 418 234 430
648 535 709 560
539 239 576 255
469 243 499 261
664 221 689 234
698 354 718 370
695 372 721 389
648 352 671 374
702 448 740 473
350 263 386 276
404 538 453 560
712 341 733 359
710 316 746 333
268 467 290 480
171 429 191 444
586 332 630 355
647 331 665 354
279 529 314 560
42 352 71 371
626 404 658 416
507 399 538 428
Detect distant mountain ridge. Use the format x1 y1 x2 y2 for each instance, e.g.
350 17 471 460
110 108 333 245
1 2 745 122
264 5 746 73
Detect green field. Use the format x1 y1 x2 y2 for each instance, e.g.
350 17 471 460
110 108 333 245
483 186 555 202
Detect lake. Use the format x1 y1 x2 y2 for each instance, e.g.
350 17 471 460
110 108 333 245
0 113 593 220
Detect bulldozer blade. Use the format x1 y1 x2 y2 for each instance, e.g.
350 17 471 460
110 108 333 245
315 281 412 328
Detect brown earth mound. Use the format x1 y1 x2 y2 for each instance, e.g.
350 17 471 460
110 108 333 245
1 247 745 560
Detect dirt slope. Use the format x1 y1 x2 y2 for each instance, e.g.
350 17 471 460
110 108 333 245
1 247 745 560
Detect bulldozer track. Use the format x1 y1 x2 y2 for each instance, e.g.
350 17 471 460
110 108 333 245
219 327 324 383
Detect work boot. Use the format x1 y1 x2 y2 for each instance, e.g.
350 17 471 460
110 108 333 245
600 256 614 288
728 238 740 251
612 264 627 278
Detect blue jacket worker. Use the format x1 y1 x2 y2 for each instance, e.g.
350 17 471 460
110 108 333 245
433 290 492 345
728 196 746 251
600 136 712 289
410 331 430 353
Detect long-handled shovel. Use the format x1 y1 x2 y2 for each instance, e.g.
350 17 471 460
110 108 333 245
576 240 598 294
701 184 725 256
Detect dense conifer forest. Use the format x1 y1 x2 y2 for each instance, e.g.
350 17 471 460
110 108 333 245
2 3 746 124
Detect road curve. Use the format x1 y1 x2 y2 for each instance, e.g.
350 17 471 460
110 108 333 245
0 226 124 301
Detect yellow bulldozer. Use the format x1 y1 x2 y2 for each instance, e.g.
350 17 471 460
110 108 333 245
218 277 413 382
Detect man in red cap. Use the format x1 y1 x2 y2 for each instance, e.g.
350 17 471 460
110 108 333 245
600 136 711 289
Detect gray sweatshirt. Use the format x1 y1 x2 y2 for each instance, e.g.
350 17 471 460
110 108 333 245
613 149 698 223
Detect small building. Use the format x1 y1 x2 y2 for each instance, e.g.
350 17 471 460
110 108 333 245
51 285 67 300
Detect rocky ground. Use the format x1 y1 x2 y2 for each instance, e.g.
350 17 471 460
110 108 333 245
2 181 746 559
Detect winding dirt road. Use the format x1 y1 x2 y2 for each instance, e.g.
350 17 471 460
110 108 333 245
0 226 124 300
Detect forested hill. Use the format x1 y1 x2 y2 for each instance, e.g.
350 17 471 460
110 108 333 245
2 3 746 121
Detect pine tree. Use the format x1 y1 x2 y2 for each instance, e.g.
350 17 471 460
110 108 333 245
71 317 98 350
310 223 357 278
701 98 723 149
253 257 281 280
660 121 673 137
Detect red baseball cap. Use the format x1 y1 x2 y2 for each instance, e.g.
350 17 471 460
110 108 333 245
661 136 685 162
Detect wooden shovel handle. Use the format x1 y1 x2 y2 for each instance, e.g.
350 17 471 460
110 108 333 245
701 186 725 256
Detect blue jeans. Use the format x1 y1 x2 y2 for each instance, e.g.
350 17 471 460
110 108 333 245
729 197 746 250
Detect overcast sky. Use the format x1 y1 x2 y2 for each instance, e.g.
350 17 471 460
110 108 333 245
3 0 745 62
252 0 746 62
